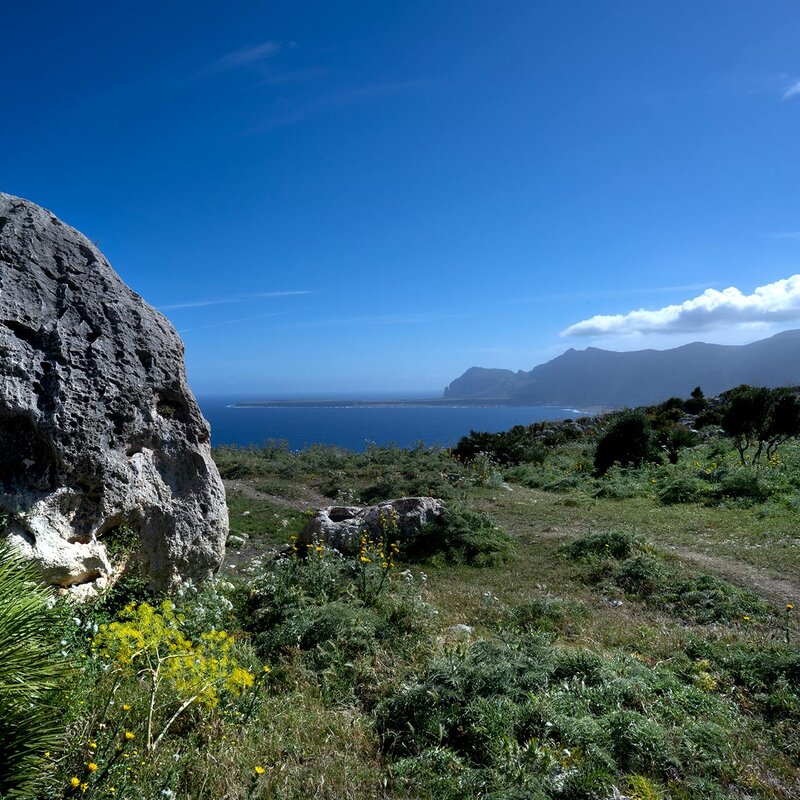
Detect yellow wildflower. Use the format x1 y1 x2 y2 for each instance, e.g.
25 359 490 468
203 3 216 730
124 731 135 741
87 762 98 772
122 704 131 711
255 766 266 775
787 603 794 611
70 777 81 788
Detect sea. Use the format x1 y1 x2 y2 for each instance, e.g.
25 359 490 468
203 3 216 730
198 394 585 452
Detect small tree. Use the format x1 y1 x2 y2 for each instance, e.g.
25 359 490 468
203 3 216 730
763 389 800 460
684 386 707 415
594 411 659 476
721 386 800 466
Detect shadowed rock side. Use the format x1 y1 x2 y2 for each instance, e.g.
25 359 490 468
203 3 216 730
0 193 228 595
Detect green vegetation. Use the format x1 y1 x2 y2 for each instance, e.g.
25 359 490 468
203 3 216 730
6 385 800 798
0 542 74 797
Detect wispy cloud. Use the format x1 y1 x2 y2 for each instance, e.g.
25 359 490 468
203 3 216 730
179 310 294 334
783 80 800 100
562 275 800 337
280 311 465 330
205 41 291 74
160 291 311 311
244 80 427 134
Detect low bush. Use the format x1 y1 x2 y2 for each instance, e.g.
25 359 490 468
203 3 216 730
562 530 642 561
404 503 515 566
505 596 587 634
243 550 435 707
565 532 771 624
657 475 709 505
711 470 769 505
377 635 750 798
0 543 74 797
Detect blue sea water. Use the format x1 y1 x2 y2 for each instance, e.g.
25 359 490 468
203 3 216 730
198 395 584 452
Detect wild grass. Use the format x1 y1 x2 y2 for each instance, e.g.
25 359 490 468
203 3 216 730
12 396 800 798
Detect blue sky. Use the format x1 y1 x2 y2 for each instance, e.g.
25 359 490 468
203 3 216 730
2 1 800 395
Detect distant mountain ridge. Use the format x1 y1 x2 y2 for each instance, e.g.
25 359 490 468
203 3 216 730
443 330 800 408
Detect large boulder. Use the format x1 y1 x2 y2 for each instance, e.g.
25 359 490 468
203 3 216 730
298 497 445 555
0 193 228 595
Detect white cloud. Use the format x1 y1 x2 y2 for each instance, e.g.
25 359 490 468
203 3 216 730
206 41 288 74
783 80 800 100
561 275 800 338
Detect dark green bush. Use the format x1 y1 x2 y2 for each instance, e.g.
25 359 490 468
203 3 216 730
657 475 709 505
506 597 587 634
377 636 746 797
711 470 769 505
653 572 769 624
594 411 661 476
454 424 557 466
657 425 699 464
405 503 515 566
563 530 641 561
614 554 667 596
0 543 74 797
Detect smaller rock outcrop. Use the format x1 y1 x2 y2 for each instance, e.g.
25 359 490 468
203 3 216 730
298 497 445 555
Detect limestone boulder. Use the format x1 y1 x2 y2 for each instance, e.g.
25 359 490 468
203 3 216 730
298 497 445 555
0 193 228 594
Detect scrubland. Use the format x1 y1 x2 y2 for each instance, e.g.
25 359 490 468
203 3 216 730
5 390 800 799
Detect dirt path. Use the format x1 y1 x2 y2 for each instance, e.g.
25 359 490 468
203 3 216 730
669 547 800 606
223 479 329 512
483 485 800 606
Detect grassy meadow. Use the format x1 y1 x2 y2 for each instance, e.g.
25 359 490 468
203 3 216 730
4 390 800 799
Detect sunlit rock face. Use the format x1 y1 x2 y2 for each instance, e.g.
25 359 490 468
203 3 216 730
298 497 446 555
0 193 228 596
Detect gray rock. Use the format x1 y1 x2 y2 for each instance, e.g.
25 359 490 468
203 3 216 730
298 497 445 555
0 193 228 595
448 624 474 636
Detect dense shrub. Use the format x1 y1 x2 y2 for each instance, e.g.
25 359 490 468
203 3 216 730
711 470 769 505
564 532 770 623
377 636 748 798
657 475 709 505
594 411 661 476
244 551 435 702
657 424 699 464
404 503 515 566
563 530 641 561
453 426 548 465
506 596 587 634
0 543 73 797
